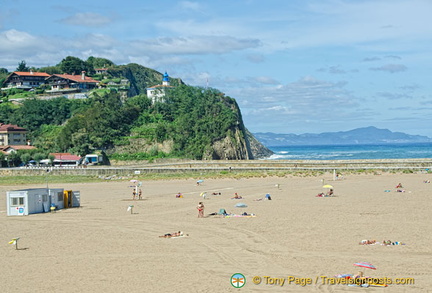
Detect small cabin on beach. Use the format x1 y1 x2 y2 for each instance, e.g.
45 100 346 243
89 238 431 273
6 188 80 216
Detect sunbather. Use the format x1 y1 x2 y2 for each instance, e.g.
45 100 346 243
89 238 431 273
359 239 376 245
159 231 183 238
232 193 242 199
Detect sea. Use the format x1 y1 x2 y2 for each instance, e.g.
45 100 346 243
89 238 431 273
267 143 432 161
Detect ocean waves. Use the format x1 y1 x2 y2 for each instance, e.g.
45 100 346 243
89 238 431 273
267 143 432 160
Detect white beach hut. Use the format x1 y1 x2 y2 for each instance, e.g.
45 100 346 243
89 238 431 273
6 188 80 216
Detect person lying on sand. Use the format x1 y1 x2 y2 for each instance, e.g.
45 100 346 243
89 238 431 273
159 231 185 238
231 193 242 199
396 183 403 188
359 239 376 245
241 212 255 216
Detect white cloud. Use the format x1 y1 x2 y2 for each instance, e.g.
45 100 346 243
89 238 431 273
253 76 279 85
128 36 261 55
178 1 203 12
59 12 113 27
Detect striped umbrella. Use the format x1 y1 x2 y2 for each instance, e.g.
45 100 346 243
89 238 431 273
353 262 376 270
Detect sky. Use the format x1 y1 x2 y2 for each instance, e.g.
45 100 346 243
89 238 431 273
1 0 432 137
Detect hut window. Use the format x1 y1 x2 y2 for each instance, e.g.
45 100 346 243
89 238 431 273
42 194 48 202
57 192 63 201
11 197 24 206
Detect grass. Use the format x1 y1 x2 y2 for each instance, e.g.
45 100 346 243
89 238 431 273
0 175 103 185
0 168 418 186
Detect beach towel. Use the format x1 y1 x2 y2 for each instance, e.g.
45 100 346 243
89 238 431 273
235 203 248 208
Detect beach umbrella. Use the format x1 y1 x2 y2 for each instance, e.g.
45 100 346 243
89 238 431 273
130 180 138 184
323 184 333 188
353 262 376 270
197 180 204 183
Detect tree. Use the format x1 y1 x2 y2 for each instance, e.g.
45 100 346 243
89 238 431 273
38 65 61 75
34 153 45 165
20 153 31 165
16 60 30 72
86 56 114 68
59 56 94 75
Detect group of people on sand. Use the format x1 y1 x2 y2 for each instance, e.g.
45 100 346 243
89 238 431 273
359 239 404 245
132 189 142 200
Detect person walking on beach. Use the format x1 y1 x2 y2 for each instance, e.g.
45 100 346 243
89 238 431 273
138 189 142 200
132 190 136 200
197 202 204 218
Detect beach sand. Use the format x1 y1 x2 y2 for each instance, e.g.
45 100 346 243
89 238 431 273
1 172 431 292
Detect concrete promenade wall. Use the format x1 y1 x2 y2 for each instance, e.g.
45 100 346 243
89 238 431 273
1 159 432 176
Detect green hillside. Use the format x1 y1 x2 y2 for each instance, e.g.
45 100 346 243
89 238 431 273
0 57 273 165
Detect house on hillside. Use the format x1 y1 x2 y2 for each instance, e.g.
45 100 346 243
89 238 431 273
0 145 36 155
45 71 98 93
2 71 51 90
95 68 108 75
0 123 29 146
146 72 174 103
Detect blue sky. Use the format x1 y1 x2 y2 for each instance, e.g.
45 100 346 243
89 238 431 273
1 0 432 136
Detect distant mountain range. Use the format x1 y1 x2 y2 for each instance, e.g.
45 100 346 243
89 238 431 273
254 126 432 146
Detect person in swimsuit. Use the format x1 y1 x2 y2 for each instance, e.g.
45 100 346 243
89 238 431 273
197 202 204 218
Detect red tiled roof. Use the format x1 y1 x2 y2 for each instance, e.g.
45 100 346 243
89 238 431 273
0 123 27 132
148 84 175 89
1 145 36 151
13 71 50 77
52 74 98 83
49 153 81 161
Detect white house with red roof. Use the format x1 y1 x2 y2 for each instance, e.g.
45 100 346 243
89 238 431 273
46 71 98 92
2 71 51 90
147 72 174 103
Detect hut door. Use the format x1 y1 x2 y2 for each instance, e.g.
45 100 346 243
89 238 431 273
64 190 73 208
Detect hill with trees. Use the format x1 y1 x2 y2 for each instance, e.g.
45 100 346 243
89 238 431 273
0 57 272 165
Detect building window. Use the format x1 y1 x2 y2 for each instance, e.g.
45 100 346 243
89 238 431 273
11 197 25 206
57 192 63 202
42 194 48 202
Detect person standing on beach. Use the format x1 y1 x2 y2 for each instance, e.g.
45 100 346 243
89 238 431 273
132 190 136 200
197 202 204 218
138 189 142 200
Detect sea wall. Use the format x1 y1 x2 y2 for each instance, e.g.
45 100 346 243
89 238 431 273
1 159 431 177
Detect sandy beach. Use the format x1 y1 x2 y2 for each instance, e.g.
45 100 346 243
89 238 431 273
1 172 431 292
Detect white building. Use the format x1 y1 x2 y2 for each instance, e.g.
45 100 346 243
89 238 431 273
146 72 174 103
6 188 80 216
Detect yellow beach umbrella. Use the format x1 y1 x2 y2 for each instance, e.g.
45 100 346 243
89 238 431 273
322 184 333 189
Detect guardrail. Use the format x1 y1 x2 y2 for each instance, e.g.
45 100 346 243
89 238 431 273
1 159 431 176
